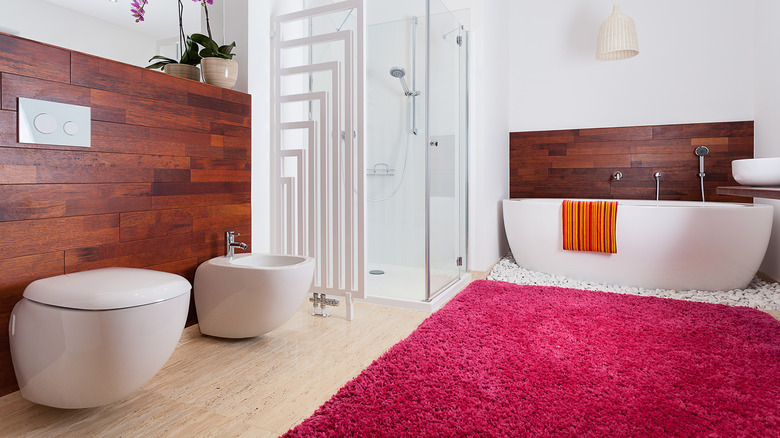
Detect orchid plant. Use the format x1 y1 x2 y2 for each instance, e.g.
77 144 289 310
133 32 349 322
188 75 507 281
191 0 237 60
137 0 201 70
133 0 236 66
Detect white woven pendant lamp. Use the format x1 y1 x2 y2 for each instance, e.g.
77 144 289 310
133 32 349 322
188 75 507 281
596 3 639 61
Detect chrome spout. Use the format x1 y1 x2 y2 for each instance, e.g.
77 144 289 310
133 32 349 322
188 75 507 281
226 231 247 257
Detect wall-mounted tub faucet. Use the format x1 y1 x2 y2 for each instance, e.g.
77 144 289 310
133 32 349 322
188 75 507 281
226 231 247 257
654 172 662 201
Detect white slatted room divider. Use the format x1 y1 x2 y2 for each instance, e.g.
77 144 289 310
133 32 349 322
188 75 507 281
272 1 365 300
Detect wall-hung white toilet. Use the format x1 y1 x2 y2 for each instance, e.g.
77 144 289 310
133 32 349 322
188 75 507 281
9 267 191 409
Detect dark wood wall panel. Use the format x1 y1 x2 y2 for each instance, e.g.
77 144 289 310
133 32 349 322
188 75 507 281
0 33 251 396
0 37 70 83
509 122 753 202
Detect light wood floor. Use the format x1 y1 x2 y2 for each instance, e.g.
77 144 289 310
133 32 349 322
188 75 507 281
0 269 776 437
0 299 430 437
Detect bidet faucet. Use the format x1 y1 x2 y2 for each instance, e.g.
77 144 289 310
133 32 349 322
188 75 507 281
225 231 247 257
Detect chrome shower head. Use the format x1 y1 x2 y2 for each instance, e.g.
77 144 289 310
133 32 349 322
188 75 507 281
389 66 411 95
389 66 406 78
695 146 709 181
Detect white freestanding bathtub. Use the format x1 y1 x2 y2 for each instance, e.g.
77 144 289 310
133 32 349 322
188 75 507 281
502 198 774 291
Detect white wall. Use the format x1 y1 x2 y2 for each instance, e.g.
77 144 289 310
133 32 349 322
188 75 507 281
508 1 755 131
754 0 780 280
224 0 249 93
245 0 270 254
2 0 157 67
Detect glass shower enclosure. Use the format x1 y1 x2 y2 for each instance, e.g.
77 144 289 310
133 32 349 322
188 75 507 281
364 1 468 306
274 0 468 309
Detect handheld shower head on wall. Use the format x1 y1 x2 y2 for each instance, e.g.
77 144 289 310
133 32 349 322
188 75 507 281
389 66 418 96
389 66 406 78
695 145 710 202
695 145 709 176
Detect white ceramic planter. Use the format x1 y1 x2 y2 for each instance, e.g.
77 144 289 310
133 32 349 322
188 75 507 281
163 63 200 82
200 57 238 89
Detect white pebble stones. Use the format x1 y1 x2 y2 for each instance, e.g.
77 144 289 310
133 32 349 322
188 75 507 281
488 254 780 311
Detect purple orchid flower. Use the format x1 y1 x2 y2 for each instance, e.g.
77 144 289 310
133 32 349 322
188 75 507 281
131 0 149 22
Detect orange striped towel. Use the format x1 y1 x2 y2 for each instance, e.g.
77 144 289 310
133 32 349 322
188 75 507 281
562 200 618 253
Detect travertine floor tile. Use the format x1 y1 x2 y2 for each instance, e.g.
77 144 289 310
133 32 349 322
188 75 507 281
0 300 428 437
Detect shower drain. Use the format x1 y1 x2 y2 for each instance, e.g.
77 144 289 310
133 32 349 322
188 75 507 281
369 270 385 275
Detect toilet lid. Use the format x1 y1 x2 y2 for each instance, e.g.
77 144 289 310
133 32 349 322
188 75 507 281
24 267 192 310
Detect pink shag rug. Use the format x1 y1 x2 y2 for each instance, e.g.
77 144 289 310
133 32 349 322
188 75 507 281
284 280 780 437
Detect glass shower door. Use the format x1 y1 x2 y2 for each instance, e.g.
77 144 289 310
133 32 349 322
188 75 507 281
365 14 427 302
426 3 466 300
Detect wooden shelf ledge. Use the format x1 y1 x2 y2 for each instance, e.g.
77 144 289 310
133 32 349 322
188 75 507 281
717 186 780 200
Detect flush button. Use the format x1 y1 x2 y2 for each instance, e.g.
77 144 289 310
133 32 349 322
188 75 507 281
18 97 91 147
63 121 80 136
33 113 57 134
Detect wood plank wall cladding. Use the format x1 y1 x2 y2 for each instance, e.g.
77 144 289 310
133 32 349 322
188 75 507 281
0 34 251 396
509 122 753 202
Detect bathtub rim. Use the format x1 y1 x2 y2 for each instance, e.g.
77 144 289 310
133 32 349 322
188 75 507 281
504 197 771 209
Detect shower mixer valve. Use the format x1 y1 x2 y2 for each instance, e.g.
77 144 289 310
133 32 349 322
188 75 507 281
310 293 339 317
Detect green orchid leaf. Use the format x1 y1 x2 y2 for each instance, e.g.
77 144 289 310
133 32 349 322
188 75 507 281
148 55 177 63
191 33 236 58
146 61 172 70
146 54 179 70
190 33 211 47
179 37 202 65
191 33 218 55
219 42 236 55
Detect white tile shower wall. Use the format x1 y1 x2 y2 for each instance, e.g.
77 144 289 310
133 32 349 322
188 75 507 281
366 16 426 267
365 8 464 272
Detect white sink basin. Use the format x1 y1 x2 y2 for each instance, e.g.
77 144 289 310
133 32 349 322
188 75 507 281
732 157 780 186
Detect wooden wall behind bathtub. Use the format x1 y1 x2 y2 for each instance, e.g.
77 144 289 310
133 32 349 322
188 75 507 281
509 122 753 202
0 34 251 396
